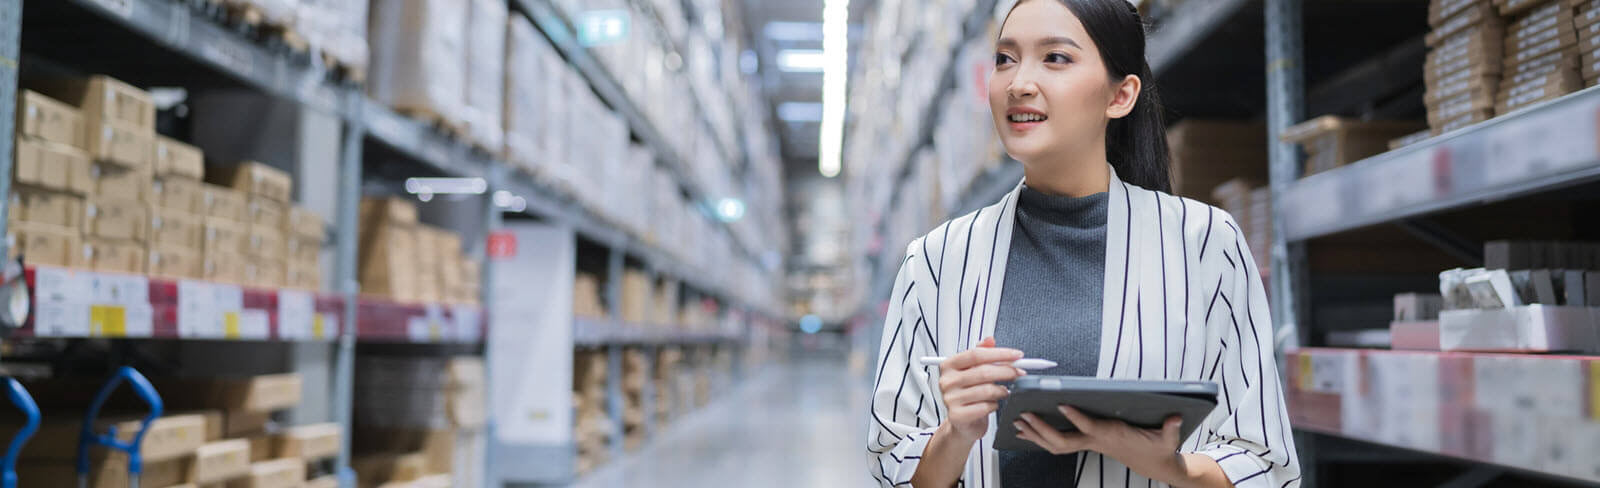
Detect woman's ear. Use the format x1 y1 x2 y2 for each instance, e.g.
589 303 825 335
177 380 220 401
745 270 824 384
1106 74 1140 119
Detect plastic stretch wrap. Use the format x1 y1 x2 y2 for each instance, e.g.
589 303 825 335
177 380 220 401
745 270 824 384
464 0 507 151
367 0 467 127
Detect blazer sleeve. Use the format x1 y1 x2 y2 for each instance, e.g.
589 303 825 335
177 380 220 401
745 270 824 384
1189 216 1302 487
866 239 945 487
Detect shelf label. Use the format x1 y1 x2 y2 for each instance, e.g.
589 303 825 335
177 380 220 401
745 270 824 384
317 313 339 340
32 268 151 338
90 305 126 337
34 267 92 305
238 310 270 340
277 290 315 340
407 316 443 342
223 311 240 339
90 273 149 305
179 281 244 338
34 301 90 337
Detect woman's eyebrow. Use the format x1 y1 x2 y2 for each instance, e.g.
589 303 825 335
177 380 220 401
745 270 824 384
997 37 1020 49
1038 36 1081 49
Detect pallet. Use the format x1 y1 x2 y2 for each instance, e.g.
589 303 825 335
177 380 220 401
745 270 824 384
318 50 367 84
217 1 308 56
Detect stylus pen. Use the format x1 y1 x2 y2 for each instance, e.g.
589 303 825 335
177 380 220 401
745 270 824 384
918 357 1058 370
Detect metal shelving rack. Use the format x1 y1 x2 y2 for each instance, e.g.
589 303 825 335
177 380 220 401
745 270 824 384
0 0 785 486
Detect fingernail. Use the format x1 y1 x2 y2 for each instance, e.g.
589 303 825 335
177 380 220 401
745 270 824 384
1013 421 1025 429
1015 368 1027 376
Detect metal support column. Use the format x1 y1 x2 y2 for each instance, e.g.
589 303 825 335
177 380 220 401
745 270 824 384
603 248 626 457
1265 0 1316 484
0 0 22 263
331 95 364 488
480 164 505 484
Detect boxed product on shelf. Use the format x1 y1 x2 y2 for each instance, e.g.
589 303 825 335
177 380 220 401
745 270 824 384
368 0 468 132
359 199 420 303
191 438 253 485
228 410 273 439
209 161 292 204
148 205 204 250
18 454 188 488
296 0 372 78
574 272 606 319
362 196 419 224
619 270 653 324
246 197 286 230
161 373 304 414
274 423 342 460
1280 116 1426 176
462 0 506 152
653 279 679 327
502 14 547 172
7 221 82 268
18 413 208 462
81 120 154 170
1165 119 1267 204
288 235 321 267
203 184 250 222
16 89 86 147
84 198 148 242
29 74 155 131
14 136 92 195
287 261 322 290
149 244 203 280
285 205 326 241
89 161 152 202
153 135 205 180
307 475 340 488
204 248 249 284
246 224 286 261
152 176 205 214
1496 1 1584 112
352 452 428 485
246 258 287 288
356 356 485 429
10 186 84 229
232 458 306 488
204 217 247 256
353 428 481 486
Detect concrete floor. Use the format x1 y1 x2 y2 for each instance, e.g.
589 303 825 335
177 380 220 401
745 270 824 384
571 352 876 488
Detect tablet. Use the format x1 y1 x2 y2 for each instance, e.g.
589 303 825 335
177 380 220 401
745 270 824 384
993 376 1220 452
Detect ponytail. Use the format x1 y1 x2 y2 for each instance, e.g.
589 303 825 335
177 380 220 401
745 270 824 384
1009 0 1173 192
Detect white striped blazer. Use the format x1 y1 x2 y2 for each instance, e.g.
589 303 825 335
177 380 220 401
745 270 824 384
867 166 1300 487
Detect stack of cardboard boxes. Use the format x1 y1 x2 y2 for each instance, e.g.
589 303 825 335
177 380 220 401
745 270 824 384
9 75 325 289
1280 116 1426 177
1580 0 1600 85
618 270 653 325
1495 0 1584 114
573 272 608 319
1426 0 1505 134
653 346 682 427
358 197 479 305
1164 120 1267 206
13 372 339 488
621 348 649 451
573 349 611 474
353 356 486 487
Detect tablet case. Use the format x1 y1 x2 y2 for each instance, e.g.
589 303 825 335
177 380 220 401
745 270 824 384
994 376 1220 452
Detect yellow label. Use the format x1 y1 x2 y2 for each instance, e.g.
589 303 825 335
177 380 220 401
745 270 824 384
312 315 326 339
223 311 240 339
1590 361 1600 421
90 305 127 337
429 321 442 341
1297 354 1313 391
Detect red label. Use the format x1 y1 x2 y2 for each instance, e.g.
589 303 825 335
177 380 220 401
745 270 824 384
487 232 517 259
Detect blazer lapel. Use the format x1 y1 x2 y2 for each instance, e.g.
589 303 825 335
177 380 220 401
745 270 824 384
1097 168 1145 379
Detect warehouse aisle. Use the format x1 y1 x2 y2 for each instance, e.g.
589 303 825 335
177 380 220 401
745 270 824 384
572 352 874 488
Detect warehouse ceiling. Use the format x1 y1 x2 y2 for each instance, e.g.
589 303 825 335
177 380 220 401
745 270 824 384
740 0 875 173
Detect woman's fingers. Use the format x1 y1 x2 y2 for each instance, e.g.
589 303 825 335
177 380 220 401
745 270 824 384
943 364 1024 391
1016 413 1088 454
1159 415 1183 448
1057 405 1103 436
943 383 1010 407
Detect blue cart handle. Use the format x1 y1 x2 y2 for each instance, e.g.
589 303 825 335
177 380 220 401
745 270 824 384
2 378 40 488
77 367 162 486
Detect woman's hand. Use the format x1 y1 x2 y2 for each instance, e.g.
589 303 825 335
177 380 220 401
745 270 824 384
936 337 1027 444
1014 406 1232 488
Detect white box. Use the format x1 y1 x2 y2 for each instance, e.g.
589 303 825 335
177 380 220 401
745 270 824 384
463 0 506 151
1440 305 1600 352
367 0 467 127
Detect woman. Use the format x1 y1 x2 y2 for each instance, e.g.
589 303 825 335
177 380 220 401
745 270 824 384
865 0 1300 487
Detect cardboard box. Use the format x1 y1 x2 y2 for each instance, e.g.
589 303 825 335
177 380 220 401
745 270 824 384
10 186 85 229
148 206 204 250
191 438 252 484
274 422 341 460
1508 36 1579 65
8 221 82 268
360 221 418 302
203 217 248 260
1497 68 1583 112
1505 3 1575 45
87 238 144 273
148 244 202 280
246 197 285 230
204 249 248 283
1428 23 1507 69
188 409 225 441
246 225 285 261
187 374 303 413
1428 88 1498 124
1497 0 1545 16
1431 0 1492 25
1429 2 1502 45
85 120 154 170
152 176 204 214
246 259 286 288
1425 72 1500 104
361 196 418 224
246 434 272 462
287 236 320 265
210 161 292 203
17 89 85 147
227 410 273 439
353 452 428 484
153 135 205 180
17 456 188 488
286 205 325 240
286 261 322 290
306 476 339 488
14 137 93 194
225 459 304 488
203 184 249 222
1280 116 1427 174
30 75 156 130
84 199 148 241
1586 49 1600 78
89 161 153 202
1580 17 1600 43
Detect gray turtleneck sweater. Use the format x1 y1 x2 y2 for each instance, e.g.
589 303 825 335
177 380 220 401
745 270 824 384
994 184 1107 487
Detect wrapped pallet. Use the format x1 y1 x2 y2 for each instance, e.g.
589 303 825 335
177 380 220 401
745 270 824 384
368 0 467 130
464 0 507 152
297 0 370 78
503 15 545 172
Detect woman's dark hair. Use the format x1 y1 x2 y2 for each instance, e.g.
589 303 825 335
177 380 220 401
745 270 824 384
1005 0 1172 192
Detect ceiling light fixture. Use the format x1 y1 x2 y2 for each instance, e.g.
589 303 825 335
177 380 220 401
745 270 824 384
818 0 849 178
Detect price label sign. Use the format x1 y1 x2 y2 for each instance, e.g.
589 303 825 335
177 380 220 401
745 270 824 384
277 290 315 340
452 305 482 343
487 231 517 259
238 310 270 340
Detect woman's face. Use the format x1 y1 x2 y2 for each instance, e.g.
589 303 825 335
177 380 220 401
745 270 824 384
989 0 1132 166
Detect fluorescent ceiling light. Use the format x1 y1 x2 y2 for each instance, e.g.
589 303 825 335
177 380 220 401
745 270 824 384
818 0 849 178
777 49 826 72
763 21 824 42
406 177 487 195
777 102 824 123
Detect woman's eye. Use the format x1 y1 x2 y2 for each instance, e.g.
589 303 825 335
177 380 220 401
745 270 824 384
994 53 1015 65
1045 53 1071 64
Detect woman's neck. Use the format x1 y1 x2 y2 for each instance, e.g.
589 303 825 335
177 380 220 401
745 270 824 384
1020 151 1110 197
